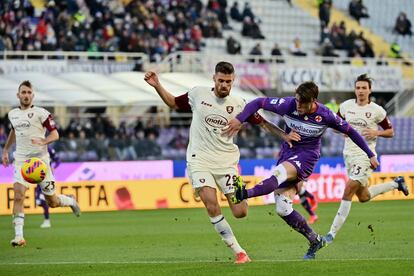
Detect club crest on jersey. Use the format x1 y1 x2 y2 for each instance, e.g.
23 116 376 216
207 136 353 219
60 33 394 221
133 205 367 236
28 113 34 118
226 106 234 114
365 112 371 118
315 115 322 122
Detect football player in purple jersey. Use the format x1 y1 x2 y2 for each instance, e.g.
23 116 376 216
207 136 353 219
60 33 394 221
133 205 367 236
224 81 378 259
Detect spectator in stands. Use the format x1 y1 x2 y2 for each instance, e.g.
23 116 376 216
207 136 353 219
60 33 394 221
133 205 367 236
348 0 369 23
249 43 264 63
290 38 307 56
271 43 284 63
320 41 339 64
226 35 242 54
242 2 255 21
376 53 389 66
394 12 412 37
319 1 331 32
241 16 265 39
230 2 243 22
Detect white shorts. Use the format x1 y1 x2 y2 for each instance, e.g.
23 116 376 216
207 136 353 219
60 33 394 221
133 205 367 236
187 164 238 196
344 154 372 186
14 158 56 196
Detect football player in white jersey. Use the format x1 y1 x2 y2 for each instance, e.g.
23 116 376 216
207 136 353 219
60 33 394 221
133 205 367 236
325 74 409 244
145 62 298 264
2 80 81 247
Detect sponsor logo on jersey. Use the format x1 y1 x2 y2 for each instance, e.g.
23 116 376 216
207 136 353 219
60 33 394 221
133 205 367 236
199 178 205 183
201 101 212 107
284 116 326 137
205 114 228 128
226 106 234 114
315 115 322 122
14 120 31 131
28 113 34 118
349 118 368 128
365 112 371 118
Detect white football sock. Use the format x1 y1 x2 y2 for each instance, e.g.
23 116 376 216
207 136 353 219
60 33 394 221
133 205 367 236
368 181 398 199
329 200 352 238
57 195 75 207
210 215 244 255
13 213 25 238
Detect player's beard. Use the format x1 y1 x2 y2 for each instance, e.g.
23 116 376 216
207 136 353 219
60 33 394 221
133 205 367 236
20 97 32 108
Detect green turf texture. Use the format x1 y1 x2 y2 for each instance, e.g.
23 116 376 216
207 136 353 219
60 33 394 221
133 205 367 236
1 200 413 275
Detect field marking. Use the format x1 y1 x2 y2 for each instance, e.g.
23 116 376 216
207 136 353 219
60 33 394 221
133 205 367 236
1 258 414 265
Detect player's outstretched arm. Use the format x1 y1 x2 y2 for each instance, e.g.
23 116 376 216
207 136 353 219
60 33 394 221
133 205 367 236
260 121 300 148
2 129 15 167
144 71 177 109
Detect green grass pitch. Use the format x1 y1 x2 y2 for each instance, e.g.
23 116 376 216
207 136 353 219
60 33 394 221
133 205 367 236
1 200 413 275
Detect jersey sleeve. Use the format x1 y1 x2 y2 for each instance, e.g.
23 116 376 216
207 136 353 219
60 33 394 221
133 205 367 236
174 92 192 112
241 99 263 124
261 97 291 116
375 106 392 129
42 114 57 132
327 110 351 133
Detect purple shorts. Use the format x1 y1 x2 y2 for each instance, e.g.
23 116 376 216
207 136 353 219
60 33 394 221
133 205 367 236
276 143 320 189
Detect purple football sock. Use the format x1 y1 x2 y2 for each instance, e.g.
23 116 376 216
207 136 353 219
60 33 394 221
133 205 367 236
281 210 318 243
247 176 278 198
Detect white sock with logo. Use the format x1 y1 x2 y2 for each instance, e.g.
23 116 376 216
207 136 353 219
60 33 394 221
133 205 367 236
329 200 352 238
13 213 25 238
210 215 244 255
58 195 75 207
368 181 398 199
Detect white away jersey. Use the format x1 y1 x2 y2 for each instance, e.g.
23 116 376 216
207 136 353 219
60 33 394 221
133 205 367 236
187 86 246 171
340 99 387 156
8 106 53 162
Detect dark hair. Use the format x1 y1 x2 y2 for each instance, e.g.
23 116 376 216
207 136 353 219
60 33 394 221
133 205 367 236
295 81 319 103
215 61 234 74
355 74 373 89
18 80 32 91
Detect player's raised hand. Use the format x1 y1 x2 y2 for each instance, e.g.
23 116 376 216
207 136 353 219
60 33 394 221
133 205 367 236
370 156 379 170
362 128 377 140
144 71 160 88
284 130 301 148
2 151 9 167
223 118 242 137
31 138 46 146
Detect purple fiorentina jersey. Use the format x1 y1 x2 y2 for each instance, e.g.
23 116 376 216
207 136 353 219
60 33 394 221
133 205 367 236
261 97 351 182
262 96 350 152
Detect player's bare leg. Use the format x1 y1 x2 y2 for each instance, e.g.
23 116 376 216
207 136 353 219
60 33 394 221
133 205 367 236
11 182 27 247
44 192 81 217
199 186 250 264
326 176 409 243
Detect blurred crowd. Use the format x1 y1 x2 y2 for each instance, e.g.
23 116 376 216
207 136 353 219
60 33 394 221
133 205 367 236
0 0 228 61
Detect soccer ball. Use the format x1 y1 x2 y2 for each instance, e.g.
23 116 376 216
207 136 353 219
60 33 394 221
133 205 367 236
21 157 48 184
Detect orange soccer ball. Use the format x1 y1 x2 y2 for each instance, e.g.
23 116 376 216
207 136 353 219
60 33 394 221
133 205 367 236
21 157 48 184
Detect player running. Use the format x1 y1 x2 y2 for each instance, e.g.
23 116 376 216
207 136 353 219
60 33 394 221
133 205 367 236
324 74 409 245
2 80 81 247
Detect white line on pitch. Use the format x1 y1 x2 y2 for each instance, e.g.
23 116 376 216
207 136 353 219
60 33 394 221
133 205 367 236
1 258 414 265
